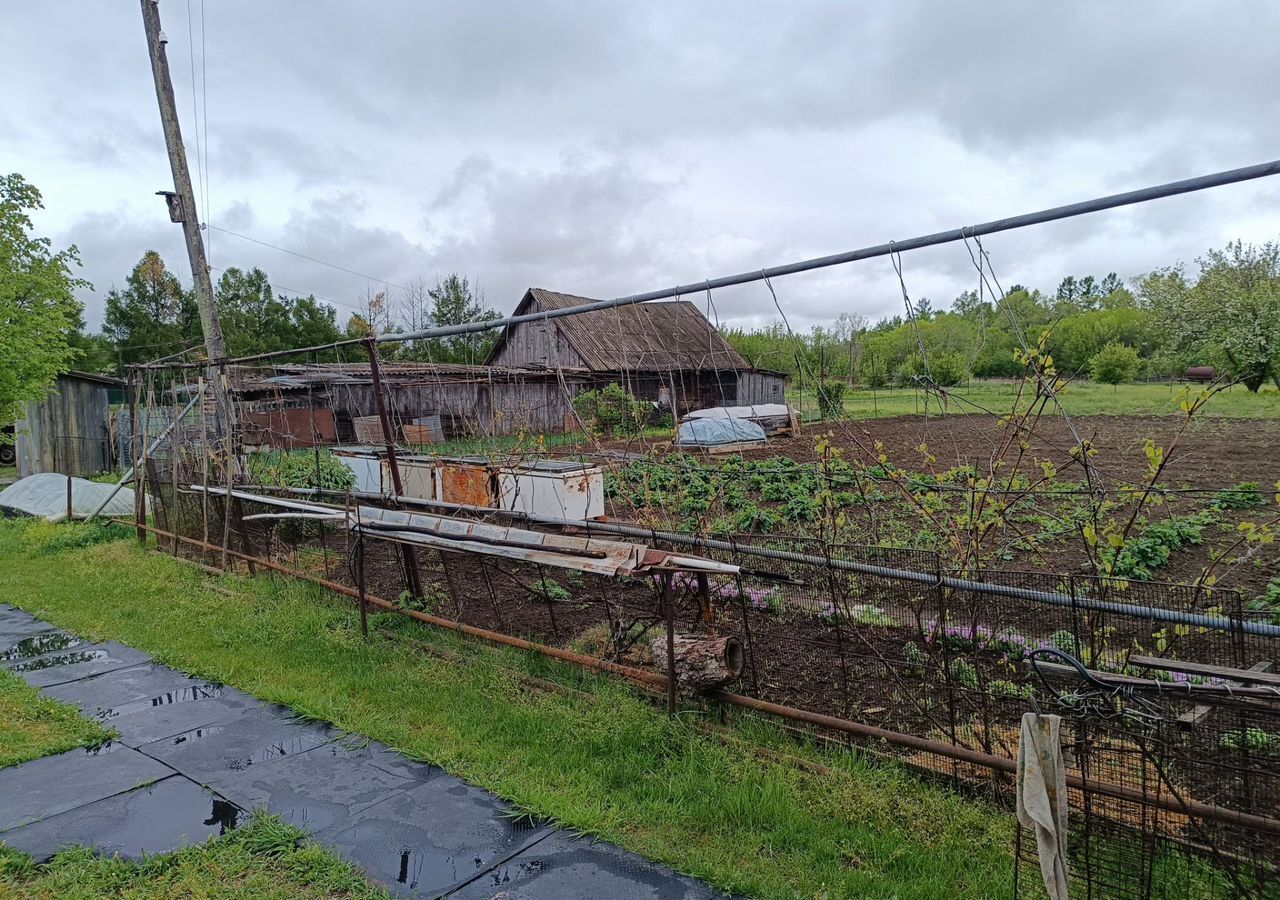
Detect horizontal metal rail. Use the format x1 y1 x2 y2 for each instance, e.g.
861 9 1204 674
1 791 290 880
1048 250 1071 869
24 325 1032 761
145 158 1280 368
118 517 1280 836
232 484 1280 638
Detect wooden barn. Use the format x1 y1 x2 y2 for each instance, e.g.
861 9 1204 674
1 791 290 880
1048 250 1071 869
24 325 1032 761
231 362 595 447
485 288 787 413
16 371 123 477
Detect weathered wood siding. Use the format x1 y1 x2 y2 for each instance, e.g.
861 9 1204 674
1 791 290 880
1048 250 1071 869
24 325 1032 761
17 376 114 477
735 371 787 406
310 378 582 439
487 308 589 369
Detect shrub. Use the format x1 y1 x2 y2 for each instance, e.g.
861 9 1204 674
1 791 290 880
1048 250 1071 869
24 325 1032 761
816 380 846 419
248 450 355 492
1089 342 1141 386
896 351 969 387
571 383 649 436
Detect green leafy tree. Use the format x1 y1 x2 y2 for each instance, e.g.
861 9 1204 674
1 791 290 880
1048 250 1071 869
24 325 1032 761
289 295 343 356
0 173 87 430
1089 342 1141 388
1142 241 1280 391
103 251 200 366
406 275 500 363
216 267 294 357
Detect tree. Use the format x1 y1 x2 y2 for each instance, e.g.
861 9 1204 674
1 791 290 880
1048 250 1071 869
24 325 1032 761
408 275 500 363
289 295 343 354
217 267 292 357
1099 272 1124 295
1089 342 1140 388
0 173 86 429
1142 241 1280 391
103 251 200 367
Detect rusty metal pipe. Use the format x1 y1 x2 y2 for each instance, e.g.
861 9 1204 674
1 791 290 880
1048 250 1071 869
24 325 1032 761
115 518 1280 836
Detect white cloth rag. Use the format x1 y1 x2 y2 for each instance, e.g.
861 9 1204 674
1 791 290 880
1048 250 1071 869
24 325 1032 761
1016 712 1070 900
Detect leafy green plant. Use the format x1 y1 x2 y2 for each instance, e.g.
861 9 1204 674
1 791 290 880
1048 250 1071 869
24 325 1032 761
1211 482 1266 510
902 642 926 676
988 679 1033 701
817 380 846 419
248 450 356 492
1048 629 1078 656
1107 509 1216 580
528 576 571 603
1219 727 1279 755
572 383 649 436
947 658 979 690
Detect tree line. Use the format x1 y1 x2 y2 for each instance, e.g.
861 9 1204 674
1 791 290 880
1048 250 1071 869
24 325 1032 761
4 166 1279 440
723 240 1280 392
74 252 502 372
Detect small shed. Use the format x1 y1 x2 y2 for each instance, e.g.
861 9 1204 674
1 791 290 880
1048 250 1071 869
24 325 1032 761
16 371 123 477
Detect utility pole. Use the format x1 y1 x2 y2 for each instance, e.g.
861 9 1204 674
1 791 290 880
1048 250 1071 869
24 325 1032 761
139 0 226 362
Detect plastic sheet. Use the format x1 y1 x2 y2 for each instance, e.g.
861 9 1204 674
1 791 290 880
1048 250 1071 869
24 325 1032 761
675 417 767 447
0 473 135 523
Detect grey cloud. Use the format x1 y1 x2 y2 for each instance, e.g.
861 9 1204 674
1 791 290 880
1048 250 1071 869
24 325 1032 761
6 1 1279 341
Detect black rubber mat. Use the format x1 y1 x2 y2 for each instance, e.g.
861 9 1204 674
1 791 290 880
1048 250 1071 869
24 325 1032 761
46 665 263 746
0 742 175 832
212 739 429 834
313 777 552 897
140 704 337 784
449 830 729 899
0 775 242 863
6 642 153 687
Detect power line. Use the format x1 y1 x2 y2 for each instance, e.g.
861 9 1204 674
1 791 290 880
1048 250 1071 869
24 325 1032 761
206 224 411 292
162 157 1280 368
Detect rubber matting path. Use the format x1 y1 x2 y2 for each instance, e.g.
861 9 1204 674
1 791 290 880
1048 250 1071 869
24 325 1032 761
0 604 725 898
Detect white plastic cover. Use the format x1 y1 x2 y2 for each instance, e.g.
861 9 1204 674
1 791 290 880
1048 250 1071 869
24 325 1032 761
682 404 790 420
675 417 767 446
0 473 136 523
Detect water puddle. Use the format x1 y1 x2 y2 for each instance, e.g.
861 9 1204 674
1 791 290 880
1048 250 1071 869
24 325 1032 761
203 797 240 834
8 649 107 672
225 735 324 770
0 632 85 661
95 684 224 721
167 724 227 746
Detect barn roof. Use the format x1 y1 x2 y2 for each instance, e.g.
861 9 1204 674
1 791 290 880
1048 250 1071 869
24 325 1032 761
486 288 752 373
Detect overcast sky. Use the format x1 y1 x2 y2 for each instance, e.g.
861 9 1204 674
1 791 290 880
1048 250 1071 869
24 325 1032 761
5 2 1279 335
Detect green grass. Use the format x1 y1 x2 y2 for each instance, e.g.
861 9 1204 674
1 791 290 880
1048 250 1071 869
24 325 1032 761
0 519 1018 899
790 379 1280 421
0 669 114 768
0 812 386 899
0 465 16 482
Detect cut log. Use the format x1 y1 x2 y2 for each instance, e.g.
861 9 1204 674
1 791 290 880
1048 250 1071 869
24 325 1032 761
651 635 744 693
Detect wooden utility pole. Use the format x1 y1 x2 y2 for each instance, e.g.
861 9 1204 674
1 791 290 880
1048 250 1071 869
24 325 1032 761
139 0 226 362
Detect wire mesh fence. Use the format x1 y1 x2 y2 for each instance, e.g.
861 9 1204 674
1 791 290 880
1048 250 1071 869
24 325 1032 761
120 344 1280 900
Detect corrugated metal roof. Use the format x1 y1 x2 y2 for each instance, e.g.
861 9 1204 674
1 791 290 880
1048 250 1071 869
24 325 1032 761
488 288 752 373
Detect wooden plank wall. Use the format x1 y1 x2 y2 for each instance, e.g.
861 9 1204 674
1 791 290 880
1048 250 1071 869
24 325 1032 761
18 377 113 477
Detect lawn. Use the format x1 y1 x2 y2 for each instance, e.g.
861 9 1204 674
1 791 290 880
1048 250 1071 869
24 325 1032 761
1 814 385 899
790 379 1280 420
0 518 1019 899
0 669 114 769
